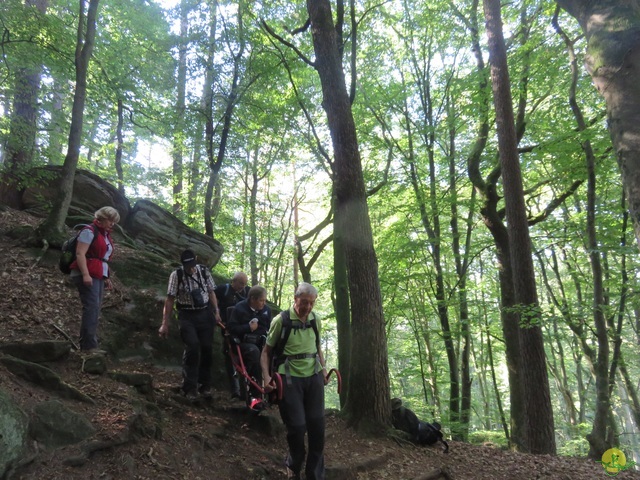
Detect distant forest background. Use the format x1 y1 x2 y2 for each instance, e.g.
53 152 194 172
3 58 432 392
1 0 639 465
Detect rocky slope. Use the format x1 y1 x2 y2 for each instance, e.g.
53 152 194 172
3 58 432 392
0 207 634 480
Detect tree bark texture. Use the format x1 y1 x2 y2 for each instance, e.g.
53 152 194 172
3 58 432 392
483 0 556 454
556 0 640 250
0 68 42 209
47 80 66 165
306 0 391 431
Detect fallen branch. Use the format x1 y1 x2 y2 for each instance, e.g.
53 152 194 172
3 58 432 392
52 322 79 350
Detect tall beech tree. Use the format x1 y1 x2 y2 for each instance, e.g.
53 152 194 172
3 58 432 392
37 0 101 243
305 0 391 430
204 0 247 237
459 0 527 449
483 0 555 454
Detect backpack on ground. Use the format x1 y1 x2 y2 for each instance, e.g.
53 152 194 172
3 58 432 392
391 397 449 452
59 224 98 274
417 421 449 452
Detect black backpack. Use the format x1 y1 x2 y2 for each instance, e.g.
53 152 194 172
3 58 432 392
417 421 449 453
392 398 449 453
59 224 98 274
224 283 250 303
272 309 319 371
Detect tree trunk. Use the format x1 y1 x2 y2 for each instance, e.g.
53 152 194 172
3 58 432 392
248 151 259 285
0 0 49 208
471 324 491 431
404 104 460 436
464 32 526 444
447 94 475 441
556 0 640 249
37 0 100 243
460 0 527 449
333 212 351 408
457 265 472 440
306 0 391 431
47 80 66 165
171 0 189 216
485 314 510 442
204 4 244 237
635 304 640 347
115 98 124 194
620 361 640 430
483 0 556 454
202 0 218 238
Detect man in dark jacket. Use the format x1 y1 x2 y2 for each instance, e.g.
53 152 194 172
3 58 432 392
214 272 250 398
226 285 271 403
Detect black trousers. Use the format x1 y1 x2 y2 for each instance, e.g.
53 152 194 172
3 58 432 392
278 371 325 480
179 307 214 394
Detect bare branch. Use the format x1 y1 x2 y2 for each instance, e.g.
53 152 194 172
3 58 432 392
289 17 310 35
261 19 315 67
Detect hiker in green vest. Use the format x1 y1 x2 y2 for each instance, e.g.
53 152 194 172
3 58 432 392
260 282 328 480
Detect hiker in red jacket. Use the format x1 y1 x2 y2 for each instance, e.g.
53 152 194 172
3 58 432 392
70 206 120 354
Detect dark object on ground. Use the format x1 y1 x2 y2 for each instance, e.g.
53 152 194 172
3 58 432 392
391 398 449 453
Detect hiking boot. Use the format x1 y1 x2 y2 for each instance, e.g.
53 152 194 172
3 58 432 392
286 466 300 479
199 386 212 399
82 348 106 356
184 390 198 401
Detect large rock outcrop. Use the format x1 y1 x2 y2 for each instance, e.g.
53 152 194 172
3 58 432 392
21 166 223 267
126 199 221 267
22 166 131 226
0 389 28 478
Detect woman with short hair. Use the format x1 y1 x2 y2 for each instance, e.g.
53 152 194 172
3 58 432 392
70 206 120 354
